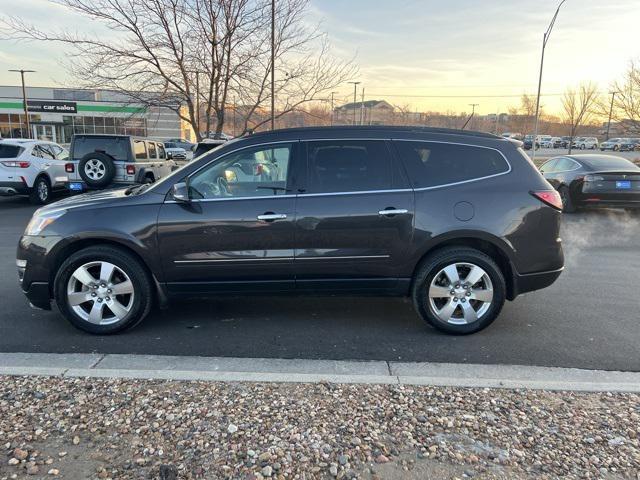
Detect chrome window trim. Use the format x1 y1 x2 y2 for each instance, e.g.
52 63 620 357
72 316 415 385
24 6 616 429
162 137 512 201
391 138 512 191
296 255 390 260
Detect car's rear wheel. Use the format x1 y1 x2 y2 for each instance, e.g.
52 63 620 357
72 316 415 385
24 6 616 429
412 248 506 335
559 186 576 213
29 176 51 205
54 246 153 334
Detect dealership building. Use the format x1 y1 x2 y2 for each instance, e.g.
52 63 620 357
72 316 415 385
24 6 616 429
0 85 193 144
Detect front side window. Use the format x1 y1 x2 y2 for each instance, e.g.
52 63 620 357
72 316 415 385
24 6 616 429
394 141 509 188
305 140 393 193
134 140 146 160
188 143 292 199
540 158 558 173
147 141 157 159
158 144 166 159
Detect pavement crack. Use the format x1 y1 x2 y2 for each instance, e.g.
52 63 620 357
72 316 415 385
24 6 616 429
90 354 107 369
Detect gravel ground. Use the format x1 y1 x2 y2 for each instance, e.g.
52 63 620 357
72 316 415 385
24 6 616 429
1 376 639 480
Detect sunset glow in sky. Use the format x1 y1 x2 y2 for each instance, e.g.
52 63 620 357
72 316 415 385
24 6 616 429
1 0 639 115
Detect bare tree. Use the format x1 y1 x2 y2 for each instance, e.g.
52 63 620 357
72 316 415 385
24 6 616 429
1 0 355 140
561 82 599 154
608 60 640 132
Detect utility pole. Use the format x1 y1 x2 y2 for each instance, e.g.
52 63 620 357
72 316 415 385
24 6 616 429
270 0 276 130
461 104 479 130
360 88 365 125
233 96 237 137
330 91 337 126
9 69 35 139
348 81 361 125
532 0 567 163
195 71 201 138
606 91 618 140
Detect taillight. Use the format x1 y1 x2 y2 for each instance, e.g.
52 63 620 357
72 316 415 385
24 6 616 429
126 165 136 175
531 190 563 211
1 161 30 168
65 163 75 173
584 174 604 182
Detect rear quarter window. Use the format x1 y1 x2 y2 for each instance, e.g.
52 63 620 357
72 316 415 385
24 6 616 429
0 145 24 158
133 140 147 160
393 141 509 188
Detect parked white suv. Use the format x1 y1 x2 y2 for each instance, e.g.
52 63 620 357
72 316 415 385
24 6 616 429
572 137 598 150
0 139 70 204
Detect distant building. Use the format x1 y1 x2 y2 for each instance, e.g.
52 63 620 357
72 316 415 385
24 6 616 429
334 100 394 125
0 85 194 144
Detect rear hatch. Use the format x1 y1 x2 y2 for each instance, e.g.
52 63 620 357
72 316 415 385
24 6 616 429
581 170 640 200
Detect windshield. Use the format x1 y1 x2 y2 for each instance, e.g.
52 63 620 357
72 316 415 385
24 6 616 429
165 142 177 148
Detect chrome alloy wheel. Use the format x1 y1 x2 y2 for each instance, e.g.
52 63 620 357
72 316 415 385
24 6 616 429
84 159 106 180
428 262 493 325
66 261 135 325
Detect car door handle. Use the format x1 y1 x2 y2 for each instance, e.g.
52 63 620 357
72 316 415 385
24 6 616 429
257 213 287 221
378 209 409 216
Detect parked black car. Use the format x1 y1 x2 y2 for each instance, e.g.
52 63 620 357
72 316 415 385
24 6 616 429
18 126 564 335
554 136 571 149
540 154 640 212
619 138 640 152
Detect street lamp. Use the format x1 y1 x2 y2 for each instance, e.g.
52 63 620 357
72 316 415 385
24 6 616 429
348 81 361 125
605 91 618 140
8 69 36 139
532 0 567 162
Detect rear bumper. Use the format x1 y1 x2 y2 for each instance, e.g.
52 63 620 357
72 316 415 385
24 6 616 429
0 181 29 195
512 267 563 298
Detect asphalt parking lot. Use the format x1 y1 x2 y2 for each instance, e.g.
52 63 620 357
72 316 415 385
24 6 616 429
1 194 639 371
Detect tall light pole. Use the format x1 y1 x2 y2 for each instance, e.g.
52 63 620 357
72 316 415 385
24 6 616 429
330 91 337 126
9 69 35 139
532 0 567 162
348 81 360 125
605 91 618 140
270 0 276 130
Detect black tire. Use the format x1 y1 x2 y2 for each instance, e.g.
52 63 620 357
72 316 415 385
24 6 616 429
78 152 116 188
29 176 51 205
144 173 155 184
411 247 506 335
54 246 153 334
559 185 576 213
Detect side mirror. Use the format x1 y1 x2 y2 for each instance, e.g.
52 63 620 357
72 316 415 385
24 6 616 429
172 182 190 202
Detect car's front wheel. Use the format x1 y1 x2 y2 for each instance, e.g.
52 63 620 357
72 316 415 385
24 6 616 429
54 246 153 334
412 248 506 335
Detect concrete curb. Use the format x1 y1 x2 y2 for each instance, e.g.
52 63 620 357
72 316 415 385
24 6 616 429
1 353 640 392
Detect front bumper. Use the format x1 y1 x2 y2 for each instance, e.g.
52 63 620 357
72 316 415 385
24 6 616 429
22 281 52 310
17 235 65 310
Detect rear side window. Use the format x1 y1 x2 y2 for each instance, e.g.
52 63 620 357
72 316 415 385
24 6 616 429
394 141 509 188
73 137 128 161
555 158 580 171
540 158 558 173
133 140 146 160
147 142 157 159
305 140 396 193
0 145 24 158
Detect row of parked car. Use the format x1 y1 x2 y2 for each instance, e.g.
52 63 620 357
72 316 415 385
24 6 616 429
0 134 230 204
513 134 640 152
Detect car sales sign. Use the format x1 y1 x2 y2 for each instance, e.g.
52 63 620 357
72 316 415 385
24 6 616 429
26 101 78 113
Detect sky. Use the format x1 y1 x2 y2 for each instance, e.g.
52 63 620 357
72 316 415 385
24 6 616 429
0 0 639 115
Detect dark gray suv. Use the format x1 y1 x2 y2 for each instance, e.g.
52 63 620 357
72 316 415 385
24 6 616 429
18 127 564 335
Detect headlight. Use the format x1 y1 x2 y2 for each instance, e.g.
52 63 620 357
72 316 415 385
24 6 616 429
25 209 66 236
